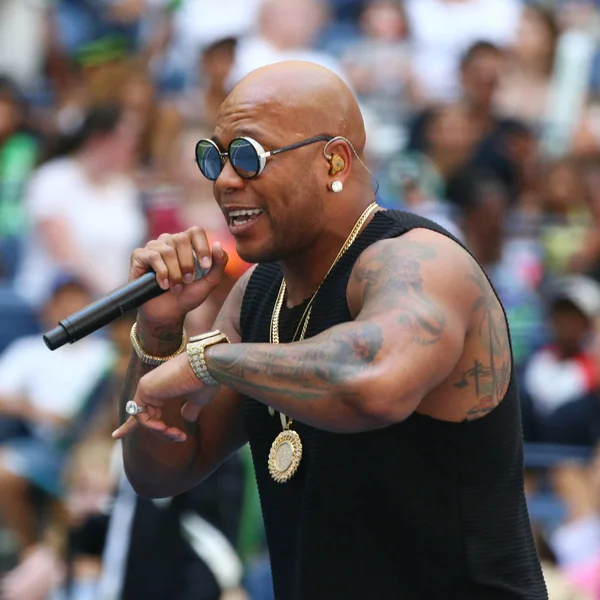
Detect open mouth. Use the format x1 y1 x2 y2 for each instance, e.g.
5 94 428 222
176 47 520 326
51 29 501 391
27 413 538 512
228 208 265 227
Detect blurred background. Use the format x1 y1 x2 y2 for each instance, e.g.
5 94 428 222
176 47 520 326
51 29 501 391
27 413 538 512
0 0 600 598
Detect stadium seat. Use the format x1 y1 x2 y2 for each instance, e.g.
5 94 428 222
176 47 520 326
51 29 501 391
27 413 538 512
0 285 40 354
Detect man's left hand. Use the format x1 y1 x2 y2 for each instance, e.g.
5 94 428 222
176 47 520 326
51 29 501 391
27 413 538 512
112 352 214 442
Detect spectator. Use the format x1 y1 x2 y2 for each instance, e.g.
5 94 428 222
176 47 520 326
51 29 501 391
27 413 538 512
403 101 479 202
0 76 39 280
459 41 505 135
169 0 261 87
539 158 590 277
0 276 115 555
408 41 540 207
496 4 560 129
457 42 539 202
179 37 239 131
341 0 423 126
523 275 600 436
14 103 146 308
0 446 250 600
459 171 509 270
0 435 115 600
227 0 346 87
404 0 522 101
46 0 170 121
84 58 183 176
50 0 171 64
0 311 129 599
0 0 47 91
378 152 462 235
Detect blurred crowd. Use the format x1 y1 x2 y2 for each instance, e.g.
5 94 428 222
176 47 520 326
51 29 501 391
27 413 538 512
1 0 600 598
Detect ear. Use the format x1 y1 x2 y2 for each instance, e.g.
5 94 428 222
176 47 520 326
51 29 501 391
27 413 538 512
323 137 353 187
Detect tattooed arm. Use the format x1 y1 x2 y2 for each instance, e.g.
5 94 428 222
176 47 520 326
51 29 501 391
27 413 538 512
128 230 475 434
204 231 470 431
451 261 512 420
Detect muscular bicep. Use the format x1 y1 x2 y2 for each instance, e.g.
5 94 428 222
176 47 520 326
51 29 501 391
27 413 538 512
346 230 470 419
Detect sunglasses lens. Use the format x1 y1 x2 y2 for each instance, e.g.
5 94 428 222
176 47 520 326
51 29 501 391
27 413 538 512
230 138 260 178
196 141 222 180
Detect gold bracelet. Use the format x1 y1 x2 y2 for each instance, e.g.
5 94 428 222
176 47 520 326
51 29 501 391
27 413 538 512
130 322 187 366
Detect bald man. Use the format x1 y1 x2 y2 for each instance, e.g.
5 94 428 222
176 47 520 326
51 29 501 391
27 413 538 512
114 62 547 599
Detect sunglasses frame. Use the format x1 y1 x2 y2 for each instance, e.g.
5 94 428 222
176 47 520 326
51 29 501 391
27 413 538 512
195 134 334 181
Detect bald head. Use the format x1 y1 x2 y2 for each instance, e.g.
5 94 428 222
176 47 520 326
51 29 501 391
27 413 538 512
209 61 375 268
218 61 366 153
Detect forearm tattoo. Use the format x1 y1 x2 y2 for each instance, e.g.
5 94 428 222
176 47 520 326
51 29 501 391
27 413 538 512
207 322 384 404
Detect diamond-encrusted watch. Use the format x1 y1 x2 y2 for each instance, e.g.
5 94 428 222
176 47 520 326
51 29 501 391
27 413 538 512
186 331 230 385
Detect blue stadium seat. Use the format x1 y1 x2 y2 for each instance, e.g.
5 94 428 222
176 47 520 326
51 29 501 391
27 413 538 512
0 286 40 354
0 236 23 282
524 442 595 531
524 442 595 468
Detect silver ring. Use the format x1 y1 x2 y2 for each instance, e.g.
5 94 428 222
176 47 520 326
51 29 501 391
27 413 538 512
125 400 146 416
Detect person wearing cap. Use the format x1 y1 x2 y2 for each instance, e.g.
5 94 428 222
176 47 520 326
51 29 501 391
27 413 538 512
523 274 600 443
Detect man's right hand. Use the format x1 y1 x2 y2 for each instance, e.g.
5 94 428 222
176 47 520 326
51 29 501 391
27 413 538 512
130 227 229 329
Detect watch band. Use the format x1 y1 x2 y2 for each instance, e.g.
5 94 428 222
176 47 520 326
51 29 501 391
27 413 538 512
130 322 187 366
186 331 230 386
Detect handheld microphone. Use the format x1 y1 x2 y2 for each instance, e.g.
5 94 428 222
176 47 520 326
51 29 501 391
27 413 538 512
43 257 207 351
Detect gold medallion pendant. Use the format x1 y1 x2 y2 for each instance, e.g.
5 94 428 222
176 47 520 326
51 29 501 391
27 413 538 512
268 428 303 483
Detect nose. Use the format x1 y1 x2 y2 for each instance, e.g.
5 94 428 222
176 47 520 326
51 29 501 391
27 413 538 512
214 159 246 194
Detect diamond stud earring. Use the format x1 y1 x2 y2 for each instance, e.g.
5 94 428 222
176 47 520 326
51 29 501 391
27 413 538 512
331 180 343 193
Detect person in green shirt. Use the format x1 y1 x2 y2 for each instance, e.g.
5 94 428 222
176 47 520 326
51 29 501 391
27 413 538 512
0 76 39 280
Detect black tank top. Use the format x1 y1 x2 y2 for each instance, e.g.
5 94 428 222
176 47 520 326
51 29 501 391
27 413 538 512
240 210 547 600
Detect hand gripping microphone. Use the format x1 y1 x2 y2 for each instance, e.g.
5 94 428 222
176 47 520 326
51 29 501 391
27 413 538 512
43 256 208 351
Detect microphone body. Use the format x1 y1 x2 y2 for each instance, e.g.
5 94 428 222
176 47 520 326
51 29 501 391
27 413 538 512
43 260 207 351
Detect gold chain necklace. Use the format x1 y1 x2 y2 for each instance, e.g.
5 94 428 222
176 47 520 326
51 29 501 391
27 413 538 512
267 202 379 483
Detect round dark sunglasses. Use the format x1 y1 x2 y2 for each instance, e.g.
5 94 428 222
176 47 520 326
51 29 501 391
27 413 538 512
195 134 333 181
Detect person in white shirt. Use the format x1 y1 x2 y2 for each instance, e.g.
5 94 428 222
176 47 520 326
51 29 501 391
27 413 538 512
405 0 523 102
0 276 115 554
227 0 347 88
14 103 147 308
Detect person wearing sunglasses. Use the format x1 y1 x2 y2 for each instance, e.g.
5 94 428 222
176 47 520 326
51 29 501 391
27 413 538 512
113 62 547 599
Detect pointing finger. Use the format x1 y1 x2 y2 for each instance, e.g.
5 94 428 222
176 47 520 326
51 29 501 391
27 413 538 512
112 416 138 439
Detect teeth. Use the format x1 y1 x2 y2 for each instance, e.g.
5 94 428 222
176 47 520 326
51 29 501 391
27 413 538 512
229 208 263 217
